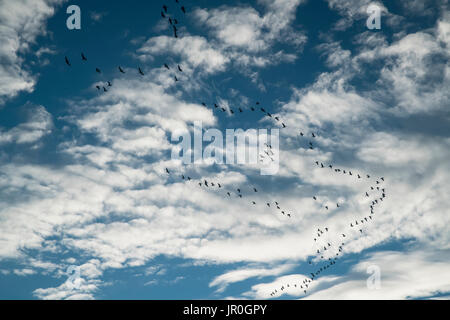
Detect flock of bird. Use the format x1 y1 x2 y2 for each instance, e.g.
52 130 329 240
161 0 187 39
63 1 388 299
164 167 296 218
269 170 387 297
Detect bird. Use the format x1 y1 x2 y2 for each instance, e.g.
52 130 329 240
107 81 112 87
161 11 166 18
96 68 101 74
164 63 170 70
178 65 183 72
181 6 186 14
81 53 87 61
174 76 178 82
165 168 170 174
168 17 173 25
65 56 71 66
254 188 258 192
96 85 100 90
103 87 108 92
163 5 168 13
138 67 145 76
118 66 125 73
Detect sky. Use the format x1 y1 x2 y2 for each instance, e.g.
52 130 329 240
0 0 449 300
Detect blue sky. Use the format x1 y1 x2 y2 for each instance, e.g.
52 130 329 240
0 0 449 300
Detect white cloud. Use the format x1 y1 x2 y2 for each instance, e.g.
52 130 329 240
306 250 450 299
0 0 63 104
210 264 295 293
0 105 53 145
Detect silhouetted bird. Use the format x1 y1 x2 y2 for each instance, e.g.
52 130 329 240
96 68 101 74
178 65 183 72
65 56 71 66
163 5 168 13
164 63 170 70
181 6 186 13
138 67 145 75
118 66 125 73
81 53 87 61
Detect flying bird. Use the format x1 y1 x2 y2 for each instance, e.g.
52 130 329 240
118 66 125 73
81 53 87 61
96 68 101 74
178 65 183 72
181 6 186 13
138 67 145 75
65 56 71 66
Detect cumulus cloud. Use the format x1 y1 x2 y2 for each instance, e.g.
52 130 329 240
0 0 449 301
0 105 53 145
0 0 63 104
